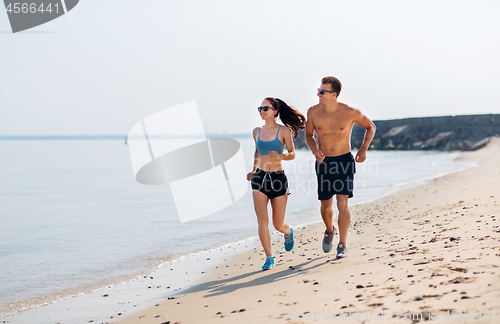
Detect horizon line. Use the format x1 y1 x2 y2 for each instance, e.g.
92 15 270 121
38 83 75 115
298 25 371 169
0 133 253 140
1 113 498 139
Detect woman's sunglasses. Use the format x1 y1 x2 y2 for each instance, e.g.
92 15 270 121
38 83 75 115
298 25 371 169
317 88 335 95
257 106 277 112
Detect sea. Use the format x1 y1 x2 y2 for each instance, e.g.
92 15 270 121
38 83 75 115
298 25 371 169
0 138 476 320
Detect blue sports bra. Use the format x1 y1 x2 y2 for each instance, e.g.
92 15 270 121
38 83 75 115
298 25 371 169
256 125 286 156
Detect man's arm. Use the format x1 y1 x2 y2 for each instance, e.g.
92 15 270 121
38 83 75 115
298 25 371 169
305 108 324 162
352 109 376 163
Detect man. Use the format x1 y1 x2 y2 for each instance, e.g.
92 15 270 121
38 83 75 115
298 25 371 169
305 76 376 259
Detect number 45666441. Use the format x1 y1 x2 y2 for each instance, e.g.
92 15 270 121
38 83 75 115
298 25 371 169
5 3 59 14
443 310 497 321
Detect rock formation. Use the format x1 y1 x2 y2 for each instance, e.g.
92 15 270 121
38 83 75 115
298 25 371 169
294 114 500 151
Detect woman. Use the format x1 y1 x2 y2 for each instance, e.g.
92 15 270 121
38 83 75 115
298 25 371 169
246 97 306 270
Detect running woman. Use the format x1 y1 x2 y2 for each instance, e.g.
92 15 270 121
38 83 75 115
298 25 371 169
247 97 306 270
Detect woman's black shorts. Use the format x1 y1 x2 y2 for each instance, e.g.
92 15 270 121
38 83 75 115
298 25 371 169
251 169 290 199
315 152 356 200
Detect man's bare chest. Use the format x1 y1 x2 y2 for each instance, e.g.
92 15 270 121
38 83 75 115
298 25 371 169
314 113 353 134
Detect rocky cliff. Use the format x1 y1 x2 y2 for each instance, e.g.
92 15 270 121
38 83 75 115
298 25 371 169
294 114 500 151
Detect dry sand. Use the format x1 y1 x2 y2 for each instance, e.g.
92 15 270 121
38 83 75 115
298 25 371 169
117 138 500 324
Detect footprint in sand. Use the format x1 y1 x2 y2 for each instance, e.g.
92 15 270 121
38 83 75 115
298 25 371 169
445 276 476 284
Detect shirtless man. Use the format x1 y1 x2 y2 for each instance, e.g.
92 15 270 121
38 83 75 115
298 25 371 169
305 76 376 258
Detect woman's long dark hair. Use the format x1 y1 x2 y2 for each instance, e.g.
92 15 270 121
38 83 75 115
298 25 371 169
265 97 306 139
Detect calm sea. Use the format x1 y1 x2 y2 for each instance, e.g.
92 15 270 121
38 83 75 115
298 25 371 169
0 138 474 318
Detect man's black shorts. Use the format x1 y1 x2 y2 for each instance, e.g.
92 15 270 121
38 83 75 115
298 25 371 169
315 152 356 200
251 169 290 199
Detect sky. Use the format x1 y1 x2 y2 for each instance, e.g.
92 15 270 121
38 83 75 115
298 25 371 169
1 0 499 136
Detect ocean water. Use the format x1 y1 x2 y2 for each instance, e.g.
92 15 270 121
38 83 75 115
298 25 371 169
0 138 475 318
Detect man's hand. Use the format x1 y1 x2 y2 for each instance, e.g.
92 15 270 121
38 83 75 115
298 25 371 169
355 149 367 163
314 150 325 163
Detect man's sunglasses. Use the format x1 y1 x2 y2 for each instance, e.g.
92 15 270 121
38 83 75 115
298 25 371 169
257 106 277 112
317 88 335 95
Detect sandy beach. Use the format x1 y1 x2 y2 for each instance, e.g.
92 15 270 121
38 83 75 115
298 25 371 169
115 138 499 324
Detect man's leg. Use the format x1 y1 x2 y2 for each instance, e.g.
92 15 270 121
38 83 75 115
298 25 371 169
336 194 350 245
321 197 337 253
320 197 335 233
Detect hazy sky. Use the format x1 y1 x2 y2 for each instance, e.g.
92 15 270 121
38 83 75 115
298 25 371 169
1 0 499 135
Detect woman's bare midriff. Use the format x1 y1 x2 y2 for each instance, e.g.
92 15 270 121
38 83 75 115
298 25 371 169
258 156 284 172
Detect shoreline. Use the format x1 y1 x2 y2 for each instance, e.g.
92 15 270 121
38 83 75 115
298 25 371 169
116 138 500 324
2 237 266 324
0 148 486 323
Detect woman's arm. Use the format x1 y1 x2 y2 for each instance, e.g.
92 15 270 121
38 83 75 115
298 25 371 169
280 127 296 161
247 128 260 181
269 127 295 161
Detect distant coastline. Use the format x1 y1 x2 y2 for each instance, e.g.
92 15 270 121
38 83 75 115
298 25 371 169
0 133 253 140
0 135 127 140
295 113 500 151
3 114 499 152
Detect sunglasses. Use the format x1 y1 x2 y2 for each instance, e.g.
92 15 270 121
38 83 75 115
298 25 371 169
257 106 277 112
317 88 335 95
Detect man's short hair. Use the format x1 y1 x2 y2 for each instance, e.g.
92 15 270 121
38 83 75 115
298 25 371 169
321 76 342 97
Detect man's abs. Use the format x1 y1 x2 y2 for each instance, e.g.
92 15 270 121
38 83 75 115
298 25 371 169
310 103 355 156
316 128 352 157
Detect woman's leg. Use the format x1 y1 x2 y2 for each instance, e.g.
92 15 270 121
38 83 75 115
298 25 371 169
252 190 272 256
270 195 291 236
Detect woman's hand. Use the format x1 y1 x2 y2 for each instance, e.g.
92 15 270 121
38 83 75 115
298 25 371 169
247 171 255 181
268 151 282 160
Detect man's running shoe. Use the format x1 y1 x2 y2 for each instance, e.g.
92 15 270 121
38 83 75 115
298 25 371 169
336 243 348 259
322 226 337 253
284 228 294 251
262 256 274 270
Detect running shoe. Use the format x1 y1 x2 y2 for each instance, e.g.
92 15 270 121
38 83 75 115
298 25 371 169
284 228 294 251
336 243 348 259
262 256 274 270
322 226 337 253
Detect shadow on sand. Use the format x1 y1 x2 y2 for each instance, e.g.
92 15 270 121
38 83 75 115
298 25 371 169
156 255 341 300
